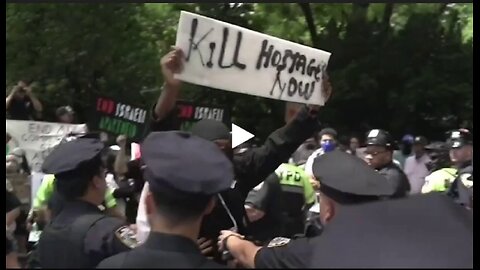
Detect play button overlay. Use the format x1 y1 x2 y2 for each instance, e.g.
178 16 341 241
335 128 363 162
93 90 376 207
231 123 254 148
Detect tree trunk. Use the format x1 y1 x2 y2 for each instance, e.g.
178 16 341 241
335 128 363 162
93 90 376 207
298 3 318 47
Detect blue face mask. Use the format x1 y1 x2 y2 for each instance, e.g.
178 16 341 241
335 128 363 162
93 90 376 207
321 140 336 153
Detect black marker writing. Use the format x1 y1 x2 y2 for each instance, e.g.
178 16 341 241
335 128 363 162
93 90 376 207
186 18 214 66
218 28 246 69
207 42 216 68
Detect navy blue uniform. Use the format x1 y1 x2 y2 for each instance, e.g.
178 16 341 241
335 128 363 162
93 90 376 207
37 135 137 268
98 232 223 268
38 200 133 268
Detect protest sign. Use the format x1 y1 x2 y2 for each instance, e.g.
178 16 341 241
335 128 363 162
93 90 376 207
176 100 231 131
92 96 148 141
6 120 87 172
175 11 331 105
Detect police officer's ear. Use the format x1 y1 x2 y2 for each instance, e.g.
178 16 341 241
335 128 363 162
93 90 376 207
203 196 217 216
319 193 336 225
91 175 106 193
144 191 156 216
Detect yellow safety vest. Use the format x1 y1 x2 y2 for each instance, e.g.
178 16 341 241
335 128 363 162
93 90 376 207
421 168 458 194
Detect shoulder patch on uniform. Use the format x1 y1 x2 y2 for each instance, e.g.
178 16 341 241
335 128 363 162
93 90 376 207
115 226 138 249
267 237 291 248
253 182 264 191
460 173 473 188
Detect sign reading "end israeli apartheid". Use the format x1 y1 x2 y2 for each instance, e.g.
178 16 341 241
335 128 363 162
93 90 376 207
175 11 331 106
93 97 147 141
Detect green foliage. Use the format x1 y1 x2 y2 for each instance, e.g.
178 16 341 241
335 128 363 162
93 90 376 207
6 3 472 141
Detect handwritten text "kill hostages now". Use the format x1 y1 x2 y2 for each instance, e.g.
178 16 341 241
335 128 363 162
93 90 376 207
185 18 327 101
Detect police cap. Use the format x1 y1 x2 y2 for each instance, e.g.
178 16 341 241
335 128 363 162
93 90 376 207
312 150 396 204
42 137 104 176
309 193 473 268
141 131 234 196
365 129 396 150
446 129 473 149
424 141 448 151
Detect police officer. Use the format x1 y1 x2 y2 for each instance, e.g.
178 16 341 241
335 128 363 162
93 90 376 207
276 162 316 237
97 131 234 268
36 136 136 268
308 193 473 268
30 174 119 220
444 129 473 209
364 129 411 198
421 142 457 194
422 129 473 200
217 150 397 268
136 47 332 262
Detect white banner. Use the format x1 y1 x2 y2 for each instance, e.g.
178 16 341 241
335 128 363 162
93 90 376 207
6 120 87 172
175 11 331 106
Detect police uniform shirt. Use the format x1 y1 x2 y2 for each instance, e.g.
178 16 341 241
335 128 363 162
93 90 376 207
97 232 224 269
308 193 473 268
365 129 411 197
38 137 136 268
46 200 135 264
377 162 411 198
254 151 397 268
99 131 234 268
254 236 313 268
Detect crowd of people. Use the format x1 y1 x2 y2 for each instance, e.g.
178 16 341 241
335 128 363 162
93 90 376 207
6 47 473 268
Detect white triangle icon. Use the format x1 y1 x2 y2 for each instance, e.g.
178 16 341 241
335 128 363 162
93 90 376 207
231 123 254 148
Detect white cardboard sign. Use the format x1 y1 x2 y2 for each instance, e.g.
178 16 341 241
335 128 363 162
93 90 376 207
175 11 331 105
6 120 87 172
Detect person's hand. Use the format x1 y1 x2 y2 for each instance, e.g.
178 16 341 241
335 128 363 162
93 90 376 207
116 134 127 149
129 224 137 235
161 47 184 88
309 177 320 190
18 81 33 96
197 237 214 257
217 230 244 252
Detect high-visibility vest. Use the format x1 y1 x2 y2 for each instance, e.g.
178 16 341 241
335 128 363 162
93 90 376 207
421 168 458 194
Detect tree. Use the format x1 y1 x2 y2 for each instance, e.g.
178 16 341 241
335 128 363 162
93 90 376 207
6 3 472 142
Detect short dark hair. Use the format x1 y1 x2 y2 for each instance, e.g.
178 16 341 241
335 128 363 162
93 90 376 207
319 128 338 139
55 155 104 199
151 186 214 224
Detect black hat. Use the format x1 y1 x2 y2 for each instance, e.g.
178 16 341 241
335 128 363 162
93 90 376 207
312 150 396 204
42 138 104 176
413 136 428 145
191 119 230 142
141 131 234 196
446 129 473 149
309 193 473 268
365 129 396 150
291 144 316 166
424 141 448 151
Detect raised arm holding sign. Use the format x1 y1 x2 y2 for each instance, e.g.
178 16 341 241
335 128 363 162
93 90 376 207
141 13 333 260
